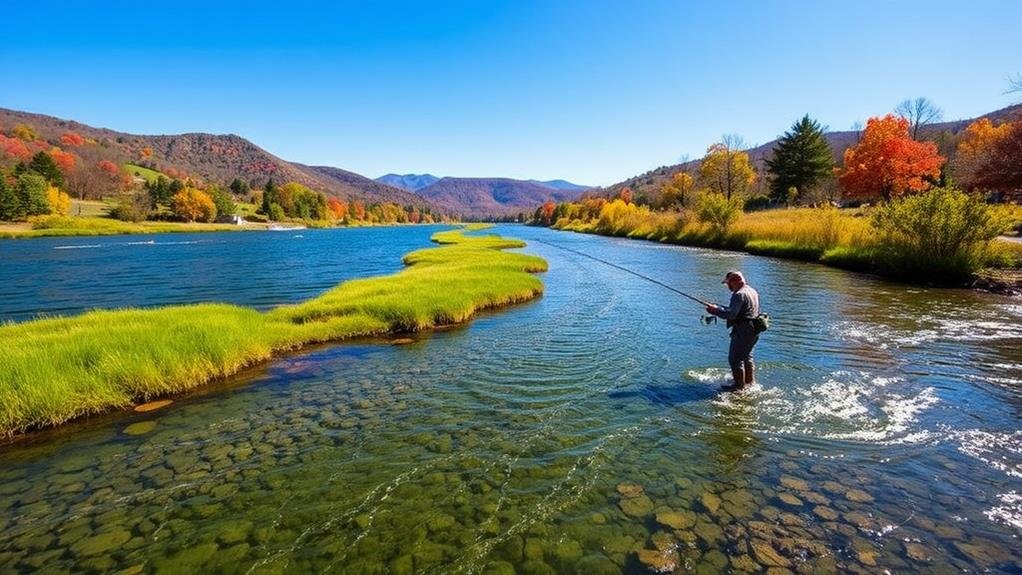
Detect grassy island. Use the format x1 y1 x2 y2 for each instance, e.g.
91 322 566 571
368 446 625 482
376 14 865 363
0 226 547 437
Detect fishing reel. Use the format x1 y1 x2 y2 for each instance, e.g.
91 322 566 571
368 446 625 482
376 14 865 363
700 315 718 326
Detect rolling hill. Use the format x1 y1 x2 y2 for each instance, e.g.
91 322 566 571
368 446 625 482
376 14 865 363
376 173 440 192
0 108 432 208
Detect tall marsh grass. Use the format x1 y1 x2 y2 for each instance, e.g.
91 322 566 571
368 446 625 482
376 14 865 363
0 227 547 436
551 192 1015 282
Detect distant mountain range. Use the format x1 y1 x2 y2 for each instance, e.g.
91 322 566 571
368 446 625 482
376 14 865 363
376 174 591 216
412 177 589 218
376 173 440 192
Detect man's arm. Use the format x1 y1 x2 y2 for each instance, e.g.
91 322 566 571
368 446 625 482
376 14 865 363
707 292 745 320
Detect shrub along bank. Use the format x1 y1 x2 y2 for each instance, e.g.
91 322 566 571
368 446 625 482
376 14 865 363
0 226 547 437
549 187 1020 286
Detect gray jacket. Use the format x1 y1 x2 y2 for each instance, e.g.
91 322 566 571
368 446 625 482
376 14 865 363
710 285 760 328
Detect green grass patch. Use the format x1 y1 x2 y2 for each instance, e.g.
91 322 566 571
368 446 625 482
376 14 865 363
744 239 825 261
123 164 164 184
0 228 546 437
0 216 248 238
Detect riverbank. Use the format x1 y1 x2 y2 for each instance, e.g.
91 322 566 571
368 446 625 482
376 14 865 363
0 216 266 238
550 204 1022 290
0 225 547 437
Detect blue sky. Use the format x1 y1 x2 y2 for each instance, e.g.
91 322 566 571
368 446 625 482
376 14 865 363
1 0 1019 186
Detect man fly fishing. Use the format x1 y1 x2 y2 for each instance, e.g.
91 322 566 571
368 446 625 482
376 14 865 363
705 271 762 392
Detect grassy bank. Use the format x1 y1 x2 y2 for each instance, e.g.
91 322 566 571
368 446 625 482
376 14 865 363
0 226 546 437
0 215 259 238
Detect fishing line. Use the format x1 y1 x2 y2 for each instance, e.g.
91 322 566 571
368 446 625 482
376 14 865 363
528 237 711 307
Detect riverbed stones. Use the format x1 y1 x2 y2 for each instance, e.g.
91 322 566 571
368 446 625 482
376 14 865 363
123 421 157 436
71 529 131 556
904 541 930 562
844 489 874 503
616 483 644 498
636 548 679 573
619 494 654 517
575 554 621 575
699 491 721 514
750 539 792 568
779 475 809 492
812 506 838 521
134 399 173 413
778 492 803 507
650 531 676 552
655 508 695 530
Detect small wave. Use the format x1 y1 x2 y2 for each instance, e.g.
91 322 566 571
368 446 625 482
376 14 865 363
53 244 102 250
949 429 1022 478
685 367 732 383
125 240 156 245
985 491 1022 529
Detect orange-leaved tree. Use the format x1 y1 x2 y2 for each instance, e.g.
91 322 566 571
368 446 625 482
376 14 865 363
171 188 217 222
327 197 347 220
839 114 944 201
59 132 85 147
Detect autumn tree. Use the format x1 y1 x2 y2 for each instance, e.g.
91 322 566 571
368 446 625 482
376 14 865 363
617 187 633 204
46 186 71 215
659 171 693 209
171 188 217 222
0 135 31 161
59 132 85 147
698 135 756 200
838 114 944 201
895 97 943 140
969 119 1022 194
953 118 1013 190
327 197 347 221
765 115 833 203
12 124 37 141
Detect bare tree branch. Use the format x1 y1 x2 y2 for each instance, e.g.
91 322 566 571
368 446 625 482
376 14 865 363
895 97 943 140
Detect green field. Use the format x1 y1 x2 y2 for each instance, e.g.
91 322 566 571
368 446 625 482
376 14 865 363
123 163 164 184
0 226 547 437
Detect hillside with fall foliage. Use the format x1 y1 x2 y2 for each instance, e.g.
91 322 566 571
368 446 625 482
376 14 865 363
0 108 432 209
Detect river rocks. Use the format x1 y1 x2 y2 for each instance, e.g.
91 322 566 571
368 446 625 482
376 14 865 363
655 509 695 530
844 489 874 503
575 554 621 575
904 541 930 562
650 531 675 552
616 483 644 498
619 495 654 517
842 512 871 529
134 399 174 412
777 492 803 507
779 475 809 492
750 539 792 568
699 491 721 514
71 530 131 556
820 481 845 495
730 554 759 572
636 548 679 573
812 506 838 521
482 560 516 575
123 421 157 436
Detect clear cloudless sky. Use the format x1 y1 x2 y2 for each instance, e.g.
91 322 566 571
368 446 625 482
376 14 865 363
1 0 1020 186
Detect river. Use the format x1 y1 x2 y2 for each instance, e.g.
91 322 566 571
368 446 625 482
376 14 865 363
0 225 1020 574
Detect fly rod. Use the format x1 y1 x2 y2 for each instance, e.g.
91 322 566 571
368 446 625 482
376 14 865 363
528 238 713 307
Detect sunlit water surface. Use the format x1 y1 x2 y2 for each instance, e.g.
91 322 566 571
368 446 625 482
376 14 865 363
1 225 1020 574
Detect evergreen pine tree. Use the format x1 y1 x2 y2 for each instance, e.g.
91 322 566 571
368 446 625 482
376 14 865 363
0 173 26 221
28 151 65 188
261 177 276 214
765 115 834 202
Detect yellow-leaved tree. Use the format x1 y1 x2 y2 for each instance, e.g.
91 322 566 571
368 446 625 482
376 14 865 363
45 186 71 216
697 135 756 200
171 188 217 222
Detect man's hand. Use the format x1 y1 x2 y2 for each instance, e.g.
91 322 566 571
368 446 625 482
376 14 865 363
705 304 718 314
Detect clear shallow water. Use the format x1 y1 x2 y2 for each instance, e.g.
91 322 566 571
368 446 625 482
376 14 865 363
0 225 1020 574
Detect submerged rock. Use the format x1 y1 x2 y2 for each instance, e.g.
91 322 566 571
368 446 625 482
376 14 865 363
123 421 157 436
812 506 839 521
778 475 809 492
619 495 654 517
655 509 695 530
616 483 645 498
844 489 874 503
71 530 131 556
699 491 721 514
749 539 792 568
134 399 174 413
777 493 803 507
636 548 679 573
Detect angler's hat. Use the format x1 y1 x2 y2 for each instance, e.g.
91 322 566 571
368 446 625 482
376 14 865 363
722 270 745 284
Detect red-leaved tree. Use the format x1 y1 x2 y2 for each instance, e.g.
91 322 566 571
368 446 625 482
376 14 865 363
839 114 944 200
